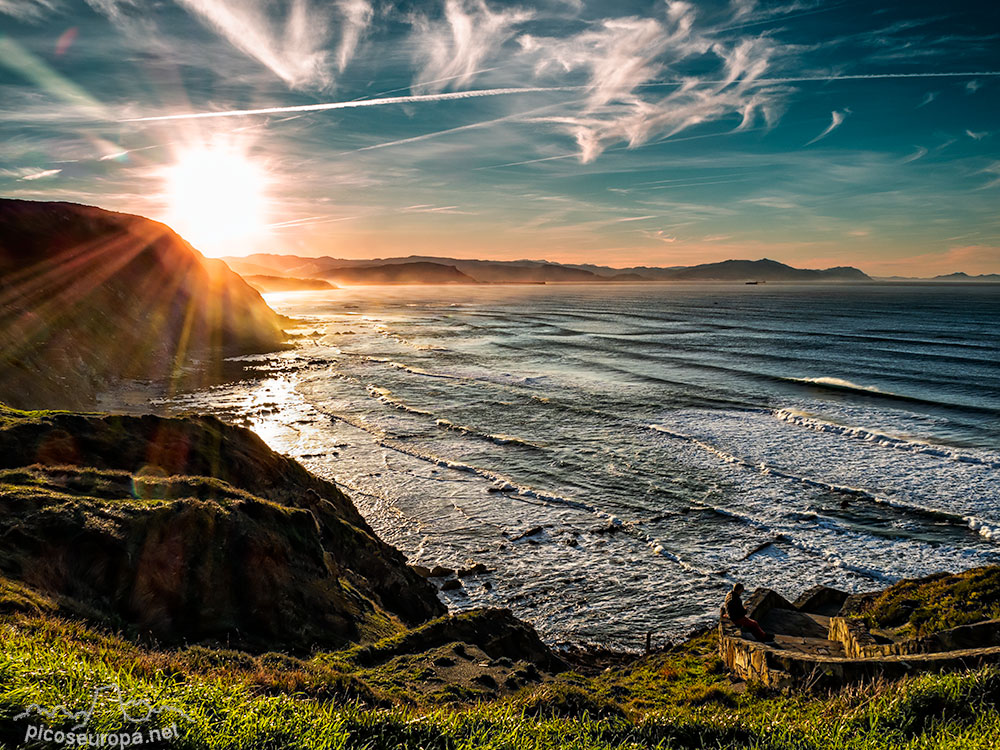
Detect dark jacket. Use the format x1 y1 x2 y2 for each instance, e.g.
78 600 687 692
725 589 746 620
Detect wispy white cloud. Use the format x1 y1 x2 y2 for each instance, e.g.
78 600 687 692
402 203 474 214
980 161 1000 189
966 129 988 141
0 0 59 21
339 99 570 155
173 0 337 89
20 167 61 180
83 0 150 36
611 215 657 223
966 78 981 93
517 2 795 162
0 167 62 180
900 146 927 163
721 0 828 30
644 229 677 243
335 0 373 72
410 0 533 93
741 195 799 209
917 91 937 107
805 109 849 146
696 71 1000 85
268 214 362 229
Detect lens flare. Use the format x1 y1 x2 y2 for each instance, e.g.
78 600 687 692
162 140 268 257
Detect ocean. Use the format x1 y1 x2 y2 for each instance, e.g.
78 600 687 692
162 283 1000 648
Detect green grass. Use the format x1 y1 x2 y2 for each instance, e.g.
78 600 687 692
0 465 268 508
3 612 1000 749
848 567 1000 638
0 403 80 429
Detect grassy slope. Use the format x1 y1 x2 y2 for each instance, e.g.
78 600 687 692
845 567 1000 638
0 402 449 655
3 607 1000 750
3 403 998 747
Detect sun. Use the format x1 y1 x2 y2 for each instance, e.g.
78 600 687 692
162 141 268 257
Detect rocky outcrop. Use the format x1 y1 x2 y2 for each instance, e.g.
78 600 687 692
720 579 1000 689
0 199 287 409
0 404 445 651
349 608 564 673
244 275 336 293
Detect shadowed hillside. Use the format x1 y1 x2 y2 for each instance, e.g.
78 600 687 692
0 199 287 409
244 274 337 292
0 403 445 650
324 261 476 285
664 258 870 281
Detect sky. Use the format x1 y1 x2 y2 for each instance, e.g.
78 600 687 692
0 0 998 275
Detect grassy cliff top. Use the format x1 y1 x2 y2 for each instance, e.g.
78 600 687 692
844 566 1000 638
1 602 999 750
0 402 445 651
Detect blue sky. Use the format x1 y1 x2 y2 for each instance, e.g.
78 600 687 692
1 0 998 274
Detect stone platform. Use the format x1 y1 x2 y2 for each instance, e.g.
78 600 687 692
719 586 1000 689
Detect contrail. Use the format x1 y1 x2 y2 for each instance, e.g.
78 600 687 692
120 87 575 122
120 71 999 124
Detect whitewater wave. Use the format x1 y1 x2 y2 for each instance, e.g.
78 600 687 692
683 496 890 582
344 428 719 575
779 375 999 416
366 385 436 417
342 353 463 380
785 376 900 397
434 418 543 450
774 408 1000 469
648 423 1000 545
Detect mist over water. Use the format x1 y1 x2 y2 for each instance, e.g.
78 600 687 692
163 283 1000 648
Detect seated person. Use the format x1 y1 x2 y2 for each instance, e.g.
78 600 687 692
724 583 774 642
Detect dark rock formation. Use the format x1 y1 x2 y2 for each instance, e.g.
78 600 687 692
0 199 287 409
0 404 445 651
349 608 565 673
243 274 337 293
324 262 476 285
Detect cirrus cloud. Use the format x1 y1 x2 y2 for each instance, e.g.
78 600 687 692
520 2 791 162
410 0 533 93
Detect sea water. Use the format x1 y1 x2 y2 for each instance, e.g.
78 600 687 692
162 283 1000 647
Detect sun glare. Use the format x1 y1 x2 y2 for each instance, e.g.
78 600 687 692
163 141 268 257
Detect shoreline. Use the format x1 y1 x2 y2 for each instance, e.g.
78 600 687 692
142 286 1000 651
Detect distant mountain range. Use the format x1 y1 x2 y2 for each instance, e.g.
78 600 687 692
931 272 1000 282
222 254 873 284
877 272 1000 282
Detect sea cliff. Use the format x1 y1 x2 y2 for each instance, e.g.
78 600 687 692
0 199 287 409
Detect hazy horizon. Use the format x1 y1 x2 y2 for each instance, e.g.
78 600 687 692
1 0 998 275
226 249 1000 279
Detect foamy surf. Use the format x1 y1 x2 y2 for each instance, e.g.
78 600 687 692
655 403 1000 552
156 283 1000 647
774 408 1000 468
